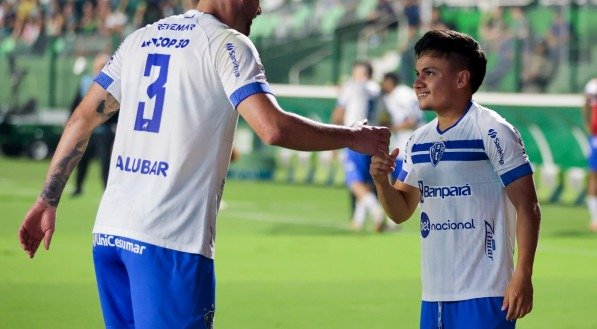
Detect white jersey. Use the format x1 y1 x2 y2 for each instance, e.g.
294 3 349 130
381 84 422 158
92 10 271 258
398 102 533 301
337 80 380 126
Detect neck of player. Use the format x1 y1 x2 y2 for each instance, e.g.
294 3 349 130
435 97 472 132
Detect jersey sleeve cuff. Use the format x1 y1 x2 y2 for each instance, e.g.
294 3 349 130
94 72 114 90
397 169 408 182
500 162 533 186
229 82 273 109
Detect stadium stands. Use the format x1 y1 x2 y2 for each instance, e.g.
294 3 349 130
0 1 594 204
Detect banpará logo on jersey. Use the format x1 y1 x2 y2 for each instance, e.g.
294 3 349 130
93 234 147 255
484 220 496 260
225 43 241 77
429 141 445 167
420 212 476 238
488 129 505 165
417 180 472 203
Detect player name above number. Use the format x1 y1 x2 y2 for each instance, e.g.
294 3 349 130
157 23 196 31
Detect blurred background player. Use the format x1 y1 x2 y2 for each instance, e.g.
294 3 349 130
18 1 391 327
378 72 423 182
332 61 386 232
583 78 597 232
71 53 117 196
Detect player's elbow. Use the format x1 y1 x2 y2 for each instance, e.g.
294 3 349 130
389 214 410 224
258 126 285 146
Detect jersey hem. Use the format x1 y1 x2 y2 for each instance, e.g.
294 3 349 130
92 225 214 259
422 291 505 302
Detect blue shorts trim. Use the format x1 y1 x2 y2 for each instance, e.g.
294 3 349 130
421 297 515 329
344 149 373 186
588 136 597 171
93 234 216 329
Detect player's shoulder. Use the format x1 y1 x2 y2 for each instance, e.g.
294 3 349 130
190 12 254 47
470 102 519 142
470 102 512 130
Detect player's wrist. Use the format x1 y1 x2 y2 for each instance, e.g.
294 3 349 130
37 196 57 210
346 126 359 150
514 265 533 278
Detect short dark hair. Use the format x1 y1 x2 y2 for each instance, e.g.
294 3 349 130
354 61 373 79
414 30 487 94
383 72 400 85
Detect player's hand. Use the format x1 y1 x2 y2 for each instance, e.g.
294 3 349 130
370 148 399 182
349 119 391 156
502 272 533 321
18 198 56 258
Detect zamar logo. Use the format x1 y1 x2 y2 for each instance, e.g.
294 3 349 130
484 220 496 260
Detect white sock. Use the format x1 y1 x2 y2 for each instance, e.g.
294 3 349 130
588 196 597 223
362 193 384 224
353 199 367 227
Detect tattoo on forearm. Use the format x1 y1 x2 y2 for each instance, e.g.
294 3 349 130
40 139 88 207
96 94 120 124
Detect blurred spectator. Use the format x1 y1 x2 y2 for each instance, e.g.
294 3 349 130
45 0 65 38
481 7 515 90
403 0 420 41
521 40 554 93
138 0 164 27
78 0 99 35
367 0 398 30
101 0 128 49
510 6 530 53
546 8 570 64
11 0 38 39
364 0 398 46
62 1 77 36
0 1 17 38
427 7 451 31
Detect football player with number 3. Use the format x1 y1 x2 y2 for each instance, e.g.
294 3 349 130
370 30 541 328
18 1 391 328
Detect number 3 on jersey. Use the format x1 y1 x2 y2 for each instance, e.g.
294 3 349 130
135 53 170 133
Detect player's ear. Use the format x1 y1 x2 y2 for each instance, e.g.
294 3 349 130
456 70 470 90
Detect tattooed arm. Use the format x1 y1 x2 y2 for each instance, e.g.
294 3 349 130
18 83 119 258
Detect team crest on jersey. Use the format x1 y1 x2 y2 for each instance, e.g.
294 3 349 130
429 141 445 167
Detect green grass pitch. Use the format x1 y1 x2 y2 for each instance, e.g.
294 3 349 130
1 157 596 328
